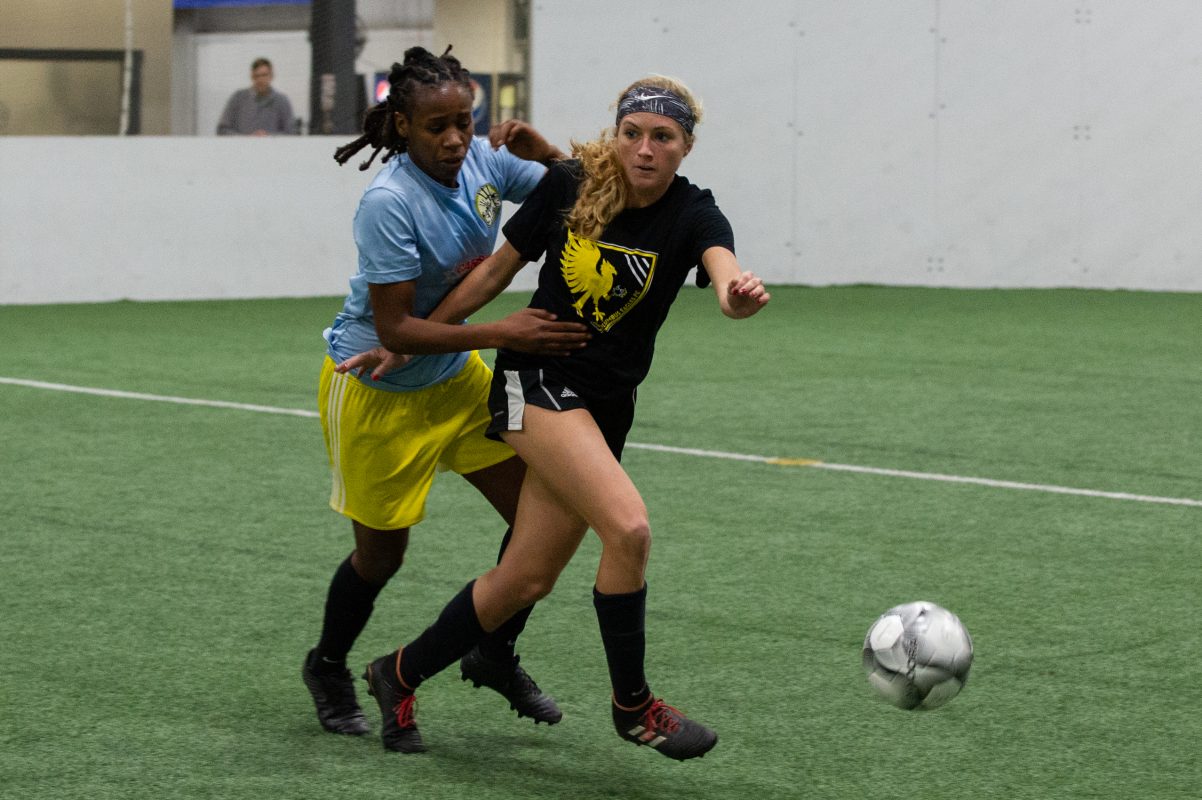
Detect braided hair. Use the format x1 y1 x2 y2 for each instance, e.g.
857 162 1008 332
333 46 472 171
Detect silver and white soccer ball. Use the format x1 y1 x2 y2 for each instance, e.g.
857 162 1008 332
862 601 973 710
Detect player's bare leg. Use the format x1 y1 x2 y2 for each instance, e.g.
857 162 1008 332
458 456 562 724
500 407 718 760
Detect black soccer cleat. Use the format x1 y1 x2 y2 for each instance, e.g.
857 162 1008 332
302 649 369 736
459 646 563 725
613 697 718 761
362 652 426 753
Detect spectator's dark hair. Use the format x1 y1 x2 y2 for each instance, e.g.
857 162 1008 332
251 58 272 72
333 45 472 171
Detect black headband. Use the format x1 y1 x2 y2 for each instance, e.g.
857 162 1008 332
615 85 695 134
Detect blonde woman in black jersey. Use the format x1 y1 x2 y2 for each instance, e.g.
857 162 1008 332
357 75 769 760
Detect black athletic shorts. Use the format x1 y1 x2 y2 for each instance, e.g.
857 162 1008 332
485 367 636 460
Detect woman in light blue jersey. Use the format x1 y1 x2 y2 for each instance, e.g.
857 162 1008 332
302 47 589 748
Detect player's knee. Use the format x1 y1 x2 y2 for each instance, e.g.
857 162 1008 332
351 548 404 585
604 516 652 562
514 572 559 607
482 563 558 613
516 569 562 609
351 522 409 584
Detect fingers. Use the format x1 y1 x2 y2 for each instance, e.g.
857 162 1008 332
514 307 590 331
505 123 526 145
373 351 412 379
728 270 762 295
527 323 591 352
336 353 370 377
487 121 511 148
723 271 770 318
487 121 506 146
500 308 591 354
335 346 411 380
544 325 592 341
488 120 525 149
488 120 555 163
529 333 591 355
731 272 770 302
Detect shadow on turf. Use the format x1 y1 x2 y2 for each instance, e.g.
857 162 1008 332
397 735 713 800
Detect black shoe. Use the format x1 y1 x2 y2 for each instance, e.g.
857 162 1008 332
613 697 718 761
362 652 426 753
302 649 369 736
460 646 563 724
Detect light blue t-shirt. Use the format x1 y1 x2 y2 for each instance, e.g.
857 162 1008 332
324 136 545 391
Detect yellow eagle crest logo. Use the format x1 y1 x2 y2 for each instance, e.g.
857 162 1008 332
557 233 657 331
560 231 618 323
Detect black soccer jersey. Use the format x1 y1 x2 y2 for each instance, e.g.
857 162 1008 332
498 160 735 400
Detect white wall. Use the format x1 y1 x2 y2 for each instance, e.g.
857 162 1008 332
0 135 528 305
528 0 1202 291
4 1 1202 305
0 137 366 304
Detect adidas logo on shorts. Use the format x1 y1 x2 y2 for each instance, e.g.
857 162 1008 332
560 387 578 399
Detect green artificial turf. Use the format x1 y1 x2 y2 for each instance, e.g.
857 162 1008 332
1 286 1199 799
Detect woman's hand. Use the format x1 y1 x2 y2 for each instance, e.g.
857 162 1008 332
724 271 771 319
494 308 591 354
489 120 565 165
700 247 770 319
336 346 412 380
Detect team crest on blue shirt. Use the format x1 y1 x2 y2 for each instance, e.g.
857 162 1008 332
475 183 501 225
559 231 657 332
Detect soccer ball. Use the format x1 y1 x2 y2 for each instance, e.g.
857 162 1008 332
862 601 973 710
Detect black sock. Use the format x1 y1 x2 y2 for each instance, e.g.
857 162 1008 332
399 580 486 690
593 584 651 709
478 605 533 663
478 527 533 663
313 554 384 670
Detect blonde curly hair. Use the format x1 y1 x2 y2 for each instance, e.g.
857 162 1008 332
564 75 703 240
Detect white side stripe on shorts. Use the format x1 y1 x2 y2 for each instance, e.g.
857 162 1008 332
537 369 562 410
326 369 349 512
503 370 526 430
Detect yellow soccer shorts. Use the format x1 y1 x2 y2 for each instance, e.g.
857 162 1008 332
318 351 515 530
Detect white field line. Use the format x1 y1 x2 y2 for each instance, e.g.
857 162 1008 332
3 376 1200 509
0 377 319 418
627 442 1202 508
